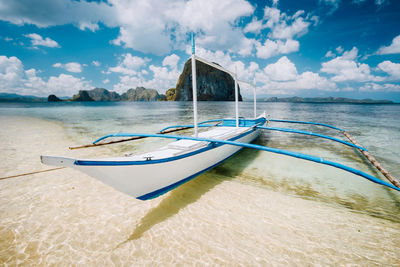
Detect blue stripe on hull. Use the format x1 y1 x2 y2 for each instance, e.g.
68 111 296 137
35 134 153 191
137 132 260 200
75 127 260 166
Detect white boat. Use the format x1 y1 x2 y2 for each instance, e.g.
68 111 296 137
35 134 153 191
41 34 400 198
41 116 266 200
41 34 267 200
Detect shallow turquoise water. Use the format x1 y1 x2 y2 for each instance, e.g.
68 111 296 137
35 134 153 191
1 101 400 221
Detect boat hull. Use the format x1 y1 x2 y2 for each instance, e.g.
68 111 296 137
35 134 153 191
72 128 260 199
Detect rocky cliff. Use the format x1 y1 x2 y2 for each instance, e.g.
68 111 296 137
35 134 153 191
121 87 166 101
166 59 242 101
48 94 62 102
87 88 121 101
71 90 94 101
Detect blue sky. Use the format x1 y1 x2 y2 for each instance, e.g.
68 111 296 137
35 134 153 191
0 0 400 101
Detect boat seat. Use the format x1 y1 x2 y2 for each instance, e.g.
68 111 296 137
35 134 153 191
198 127 239 140
167 139 207 150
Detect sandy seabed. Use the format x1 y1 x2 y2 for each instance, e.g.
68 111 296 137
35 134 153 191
0 116 399 266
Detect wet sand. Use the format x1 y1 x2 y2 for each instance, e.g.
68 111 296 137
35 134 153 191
1 116 400 265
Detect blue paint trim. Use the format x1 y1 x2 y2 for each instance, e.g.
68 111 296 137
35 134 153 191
257 126 366 151
75 129 257 166
269 119 345 132
198 119 224 125
158 124 216 133
79 131 400 193
136 139 252 200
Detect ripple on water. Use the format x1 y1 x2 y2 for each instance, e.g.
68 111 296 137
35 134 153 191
1 104 400 265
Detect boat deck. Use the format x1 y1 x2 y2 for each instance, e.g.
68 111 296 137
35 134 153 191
106 126 251 162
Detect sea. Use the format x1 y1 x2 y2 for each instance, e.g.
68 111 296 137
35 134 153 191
1 101 399 265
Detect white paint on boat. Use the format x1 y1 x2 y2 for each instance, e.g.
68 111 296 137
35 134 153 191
41 125 263 199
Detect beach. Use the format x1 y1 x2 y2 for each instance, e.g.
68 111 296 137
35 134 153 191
1 102 400 265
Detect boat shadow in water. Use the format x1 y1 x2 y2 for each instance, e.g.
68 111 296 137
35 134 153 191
119 145 262 244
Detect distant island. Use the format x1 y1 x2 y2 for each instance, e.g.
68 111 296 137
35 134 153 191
0 58 395 104
66 87 166 102
0 91 395 104
263 96 394 104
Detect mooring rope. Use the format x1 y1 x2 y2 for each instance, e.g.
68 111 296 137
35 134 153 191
0 167 65 181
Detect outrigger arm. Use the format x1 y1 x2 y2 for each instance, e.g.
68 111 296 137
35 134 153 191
91 132 400 193
256 126 366 151
158 124 366 151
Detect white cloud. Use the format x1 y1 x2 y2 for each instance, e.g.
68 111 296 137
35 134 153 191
24 33 60 48
256 56 336 94
377 60 400 79
0 0 113 28
264 56 297 81
270 16 310 40
376 35 400 55
162 54 180 69
78 21 99 32
243 19 263 34
112 53 183 94
256 39 299 59
0 0 254 55
103 79 110 84
108 53 150 75
53 62 83 73
360 83 400 92
112 65 180 94
0 55 91 96
321 47 384 82
92 61 101 67
335 46 344 54
325 50 335 58
261 6 313 40
0 55 24 90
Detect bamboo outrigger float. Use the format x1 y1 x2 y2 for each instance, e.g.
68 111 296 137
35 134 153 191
41 34 400 200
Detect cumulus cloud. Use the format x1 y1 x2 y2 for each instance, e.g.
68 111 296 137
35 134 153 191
376 35 400 55
0 55 91 96
321 47 384 82
53 62 83 73
256 56 336 94
162 54 180 69
24 33 60 48
243 18 263 34
246 6 313 41
256 39 299 59
335 46 344 54
112 53 183 93
0 55 24 90
242 5 314 59
0 0 112 28
377 60 400 79
266 9 310 39
0 0 255 55
108 53 151 75
325 50 335 58
360 83 400 92
264 56 297 81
